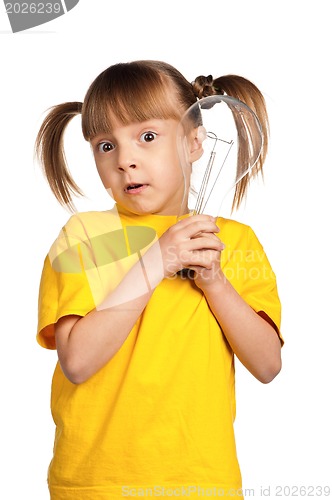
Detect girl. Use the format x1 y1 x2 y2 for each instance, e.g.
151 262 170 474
36 60 282 499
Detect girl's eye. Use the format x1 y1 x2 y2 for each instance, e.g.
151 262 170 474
98 142 115 153
140 132 157 143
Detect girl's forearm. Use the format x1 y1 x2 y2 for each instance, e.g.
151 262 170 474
61 292 153 384
55 243 164 384
202 277 282 383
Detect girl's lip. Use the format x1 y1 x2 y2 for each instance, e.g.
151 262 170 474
124 183 149 194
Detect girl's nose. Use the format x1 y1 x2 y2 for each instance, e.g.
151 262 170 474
118 163 136 172
117 146 138 172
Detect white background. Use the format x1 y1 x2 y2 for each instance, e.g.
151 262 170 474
1 1 331 498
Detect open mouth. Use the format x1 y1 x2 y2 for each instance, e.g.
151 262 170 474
124 183 148 193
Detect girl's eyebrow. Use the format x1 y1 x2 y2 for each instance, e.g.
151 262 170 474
91 121 163 140
139 118 168 127
90 132 114 143
90 118 171 143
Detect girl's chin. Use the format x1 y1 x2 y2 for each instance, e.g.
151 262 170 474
112 195 187 217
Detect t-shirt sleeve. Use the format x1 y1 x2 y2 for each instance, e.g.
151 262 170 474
240 226 283 344
37 233 96 350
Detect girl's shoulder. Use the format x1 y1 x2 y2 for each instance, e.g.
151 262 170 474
216 216 254 240
57 207 122 241
47 209 121 269
216 216 267 255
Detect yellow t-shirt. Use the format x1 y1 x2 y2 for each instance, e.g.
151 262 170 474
37 204 282 500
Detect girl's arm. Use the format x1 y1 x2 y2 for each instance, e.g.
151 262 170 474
55 215 222 384
202 277 281 383
55 285 154 385
192 236 282 384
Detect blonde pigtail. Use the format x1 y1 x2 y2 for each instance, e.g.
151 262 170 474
193 74 269 210
212 75 269 210
35 102 83 211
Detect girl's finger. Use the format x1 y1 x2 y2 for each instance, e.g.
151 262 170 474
175 219 220 239
187 236 224 252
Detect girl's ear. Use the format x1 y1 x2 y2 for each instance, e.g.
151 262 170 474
189 126 206 163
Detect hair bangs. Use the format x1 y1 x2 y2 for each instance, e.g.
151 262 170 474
81 62 182 141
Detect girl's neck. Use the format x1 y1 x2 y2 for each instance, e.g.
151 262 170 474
115 203 190 219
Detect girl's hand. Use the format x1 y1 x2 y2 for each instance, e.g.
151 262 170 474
190 230 226 291
158 215 224 279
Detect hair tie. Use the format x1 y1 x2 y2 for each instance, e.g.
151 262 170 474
192 75 224 99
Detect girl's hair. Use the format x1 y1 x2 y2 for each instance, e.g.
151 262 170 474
35 60 269 211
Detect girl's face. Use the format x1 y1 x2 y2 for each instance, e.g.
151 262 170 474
91 116 191 216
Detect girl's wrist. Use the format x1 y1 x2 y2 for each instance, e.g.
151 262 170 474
195 268 229 294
